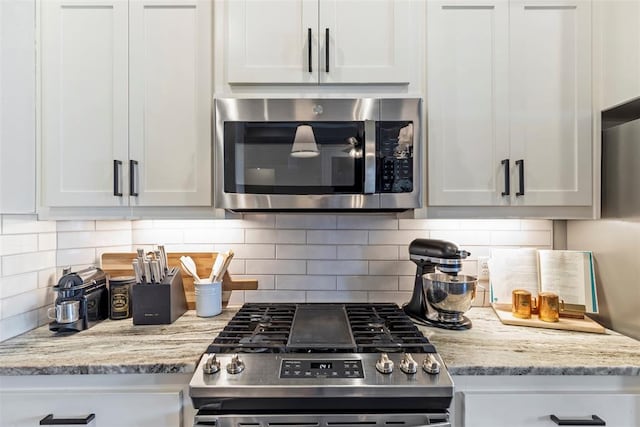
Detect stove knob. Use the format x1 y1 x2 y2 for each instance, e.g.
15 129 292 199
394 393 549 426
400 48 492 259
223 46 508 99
399 353 418 374
203 354 220 374
375 353 394 374
422 354 441 375
226 354 245 375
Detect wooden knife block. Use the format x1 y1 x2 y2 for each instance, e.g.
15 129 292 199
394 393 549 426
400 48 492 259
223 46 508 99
101 252 258 310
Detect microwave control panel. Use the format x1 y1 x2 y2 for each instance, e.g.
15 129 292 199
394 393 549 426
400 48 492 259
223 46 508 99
377 121 414 193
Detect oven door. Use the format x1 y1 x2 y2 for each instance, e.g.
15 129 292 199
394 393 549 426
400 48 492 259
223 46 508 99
194 412 451 427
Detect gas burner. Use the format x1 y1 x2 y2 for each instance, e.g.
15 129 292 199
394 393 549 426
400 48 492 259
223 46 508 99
206 303 436 354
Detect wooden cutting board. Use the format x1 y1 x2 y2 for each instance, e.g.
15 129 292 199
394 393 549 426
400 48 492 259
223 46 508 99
101 252 258 309
491 303 605 334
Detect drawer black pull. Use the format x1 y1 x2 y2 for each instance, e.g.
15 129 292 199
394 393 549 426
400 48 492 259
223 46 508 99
113 159 123 197
550 414 606 426
130 159 139 197
307 28 312 73
40 413 95 425
325 28 330 72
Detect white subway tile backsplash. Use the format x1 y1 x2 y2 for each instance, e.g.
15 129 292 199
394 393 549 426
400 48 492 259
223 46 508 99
490 230 552 246
132 229 184 244
337 245 398 260
246 229 306 244
0 310 38 342
227 290 245 306
1 287 52 319
307 230 368 245
56 248 96 267
306 291 367 303
95 246 135 263
217 244 275 260
368 260 415 276
520 220 553 231
276 245 336 260
241 214 276 229
276 275 336 291
398 219 460 230
163 243 215 252
337 275 398 292
244 290 306 303
94 230 132 247
276 214 336 229
95 221 132 231
2 215 56 234
307 260 368 275
56 220 95 232
337 215 398 230
459 220 521 231
430 230 492 246
246 260 306 275
183 228 244 244
38 233 57 251
2 250 56 276
399 276 415 291
0 272 38 299
368 292 412 306
369 230 428 245
0 234 38 255
38 268 57 288
132 220 154 229
57 231 95 249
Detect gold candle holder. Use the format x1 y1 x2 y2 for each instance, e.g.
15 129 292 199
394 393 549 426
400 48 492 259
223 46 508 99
538 292 562 322
512 289 533 319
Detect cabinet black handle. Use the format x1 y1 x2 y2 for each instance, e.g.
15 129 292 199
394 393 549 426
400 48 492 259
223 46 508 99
307 28 312 73
40 413 96 425
325 28 330 72
113 160 123 197
501 159 510 196
550 414 606 426
129 159 139 197
516 159 525 196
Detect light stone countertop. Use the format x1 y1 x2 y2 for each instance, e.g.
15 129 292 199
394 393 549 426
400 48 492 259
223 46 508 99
1 307 639 376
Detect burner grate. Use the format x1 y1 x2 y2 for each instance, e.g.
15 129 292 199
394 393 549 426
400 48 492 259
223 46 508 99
206 303 435 354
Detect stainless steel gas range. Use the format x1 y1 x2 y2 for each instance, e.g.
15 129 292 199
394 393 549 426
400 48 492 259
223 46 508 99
189 303 453 427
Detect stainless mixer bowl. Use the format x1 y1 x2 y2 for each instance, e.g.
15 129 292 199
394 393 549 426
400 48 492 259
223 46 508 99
423 273 478 322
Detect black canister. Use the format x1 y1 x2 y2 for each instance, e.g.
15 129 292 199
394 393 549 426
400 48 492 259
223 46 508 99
109 276 135 320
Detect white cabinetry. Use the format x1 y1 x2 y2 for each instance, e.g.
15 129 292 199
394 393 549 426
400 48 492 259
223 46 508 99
0 374 193 427
428 0 592 209
226 0 412 84
452 376 640 427
41 0 211 208
595 0 640 110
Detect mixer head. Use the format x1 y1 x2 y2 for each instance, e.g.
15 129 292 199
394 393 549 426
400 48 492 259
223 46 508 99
408 239 470 274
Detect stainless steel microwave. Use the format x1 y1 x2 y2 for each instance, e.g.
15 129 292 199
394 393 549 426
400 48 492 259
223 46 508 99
214 98 422 211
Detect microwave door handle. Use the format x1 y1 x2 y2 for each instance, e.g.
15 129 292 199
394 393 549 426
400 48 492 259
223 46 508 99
364 120 376 194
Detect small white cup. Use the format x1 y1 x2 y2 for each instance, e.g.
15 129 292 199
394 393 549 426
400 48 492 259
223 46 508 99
194 282 222 317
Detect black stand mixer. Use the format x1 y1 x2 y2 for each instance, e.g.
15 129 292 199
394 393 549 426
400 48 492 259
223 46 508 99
403 238 476 330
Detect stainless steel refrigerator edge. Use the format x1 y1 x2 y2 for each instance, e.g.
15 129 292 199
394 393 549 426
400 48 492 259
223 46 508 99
213 98 422 211
567 98 640 340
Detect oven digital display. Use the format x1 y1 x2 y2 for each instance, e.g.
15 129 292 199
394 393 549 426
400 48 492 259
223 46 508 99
310 362 333 370
280 360 363 379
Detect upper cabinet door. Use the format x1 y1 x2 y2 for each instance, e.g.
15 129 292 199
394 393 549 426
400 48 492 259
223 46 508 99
427 0 510 206
129 0 212 206
41 0 129 207
226 0 318 84
510 0 592 206
319 0 411 84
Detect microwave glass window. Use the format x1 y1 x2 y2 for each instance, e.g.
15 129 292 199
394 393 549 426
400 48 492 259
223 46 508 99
224 122 365 194
376 121 414 193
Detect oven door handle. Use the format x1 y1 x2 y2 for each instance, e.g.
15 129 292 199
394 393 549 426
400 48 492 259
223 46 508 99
194 414 218 426
364 120 376 194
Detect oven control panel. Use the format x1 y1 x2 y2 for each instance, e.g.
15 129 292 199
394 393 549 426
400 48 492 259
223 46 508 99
280 359 364 379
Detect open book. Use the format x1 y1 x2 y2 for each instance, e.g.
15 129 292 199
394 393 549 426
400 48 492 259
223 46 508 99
488 249 598 313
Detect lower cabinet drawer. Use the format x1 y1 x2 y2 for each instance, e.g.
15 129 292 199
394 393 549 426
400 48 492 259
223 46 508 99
461 392 640 427
0 390 182 427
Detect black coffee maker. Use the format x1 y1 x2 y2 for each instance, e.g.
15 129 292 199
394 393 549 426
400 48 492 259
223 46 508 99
49 266 109 333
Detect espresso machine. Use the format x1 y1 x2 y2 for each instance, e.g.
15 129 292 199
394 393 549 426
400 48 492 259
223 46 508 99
49 266 109 333
403 239 477 330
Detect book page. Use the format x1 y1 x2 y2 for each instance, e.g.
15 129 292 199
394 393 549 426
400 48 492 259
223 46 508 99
538 250 598 313
488 248 539 304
